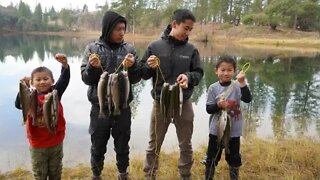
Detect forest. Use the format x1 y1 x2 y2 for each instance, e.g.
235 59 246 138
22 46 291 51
0 0 320 33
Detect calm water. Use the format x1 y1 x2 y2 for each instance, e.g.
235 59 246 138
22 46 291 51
0 34 319 172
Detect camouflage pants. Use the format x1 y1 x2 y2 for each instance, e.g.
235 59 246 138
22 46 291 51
144 100 194 178
30 143 63 180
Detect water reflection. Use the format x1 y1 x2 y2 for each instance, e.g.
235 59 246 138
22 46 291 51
0 35 319 172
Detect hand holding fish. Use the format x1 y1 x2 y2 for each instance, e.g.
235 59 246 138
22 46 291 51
147 55 159 69
236 70 246 87
54 53 68 68
176 74 188 89
122 53 135 68
89 53 102 68
218 97 228 109
20 76 31 87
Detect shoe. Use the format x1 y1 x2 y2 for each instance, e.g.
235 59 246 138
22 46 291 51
92 175 102 180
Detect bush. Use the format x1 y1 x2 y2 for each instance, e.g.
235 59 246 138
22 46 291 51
242 13 268 26
221 23 232 30
242 14 254 25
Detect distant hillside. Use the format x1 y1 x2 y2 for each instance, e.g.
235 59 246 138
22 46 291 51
192 23 320 41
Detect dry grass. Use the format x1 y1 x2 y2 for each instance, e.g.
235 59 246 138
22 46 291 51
237 38 320 50
191 23 320 52
1 137 319 180
25 23 320 53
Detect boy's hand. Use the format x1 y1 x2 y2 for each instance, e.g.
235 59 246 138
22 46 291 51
236 71 247 87
55 54 68 68
122 53 135 69
88 53 101 69
218 97 228 109
21 76 31 87
147 55 159 69
177 74 188 89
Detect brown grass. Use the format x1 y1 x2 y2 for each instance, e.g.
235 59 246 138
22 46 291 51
1 137 319 180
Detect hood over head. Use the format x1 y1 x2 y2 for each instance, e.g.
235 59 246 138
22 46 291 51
100 11 126 43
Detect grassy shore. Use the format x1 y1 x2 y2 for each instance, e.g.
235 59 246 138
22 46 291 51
25 24 320 55
1 137 319 179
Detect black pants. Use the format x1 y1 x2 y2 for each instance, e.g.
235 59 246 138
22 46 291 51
205 134 241 168
89 104 131 176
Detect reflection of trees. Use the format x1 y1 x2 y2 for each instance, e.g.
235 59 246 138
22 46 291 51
0 48 4 61
0 35 150 63
258 56 320 138
260 58 295 137
191 57 207 104
238 58 270 137
203 56 218 89
0 34 90 62
2 35 320 138
191 76 205 104
0 35 23 62
130 80 146 119
288 57 320 136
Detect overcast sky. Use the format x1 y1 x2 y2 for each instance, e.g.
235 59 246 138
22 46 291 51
0 0 108 12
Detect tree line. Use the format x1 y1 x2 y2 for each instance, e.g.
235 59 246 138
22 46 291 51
0 0 320 33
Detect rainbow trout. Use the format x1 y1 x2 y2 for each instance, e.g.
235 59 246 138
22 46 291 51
217 110 231 151
29 89 38 126
19 80 31 124
110 73 120 115
97 71 109 118
43 90 59 133
120 71 130 109
160 83 183 122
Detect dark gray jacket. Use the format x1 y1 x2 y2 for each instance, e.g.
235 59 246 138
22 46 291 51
141 25 203 101
81 39 141 105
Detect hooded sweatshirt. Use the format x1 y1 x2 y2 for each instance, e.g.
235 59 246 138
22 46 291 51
100 11 126 45
81 11 141 108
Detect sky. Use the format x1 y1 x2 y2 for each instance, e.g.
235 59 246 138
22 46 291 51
0 0 108 12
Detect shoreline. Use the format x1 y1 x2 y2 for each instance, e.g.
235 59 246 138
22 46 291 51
24 30 320 52
2 137 319 179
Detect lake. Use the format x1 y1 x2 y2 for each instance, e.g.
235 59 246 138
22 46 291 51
0 34 319 172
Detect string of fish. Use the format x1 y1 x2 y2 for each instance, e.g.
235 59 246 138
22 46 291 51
206 62 250 180
93 52 131 118
147 56 167 177
149 56 184 176
19 78 59 133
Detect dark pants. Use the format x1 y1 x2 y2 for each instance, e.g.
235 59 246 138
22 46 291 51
89 104 131 176
205 134 241 168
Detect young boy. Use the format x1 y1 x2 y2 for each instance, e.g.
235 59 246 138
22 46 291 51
15 54 70 180
204 56 252 180
141 9 203 180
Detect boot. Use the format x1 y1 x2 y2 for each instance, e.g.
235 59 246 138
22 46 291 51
91 176 102 180
229 166 239 180
181 176 191 180
118 172 129 180
145 172 156 180
205 165 215 180
180 173 191 180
